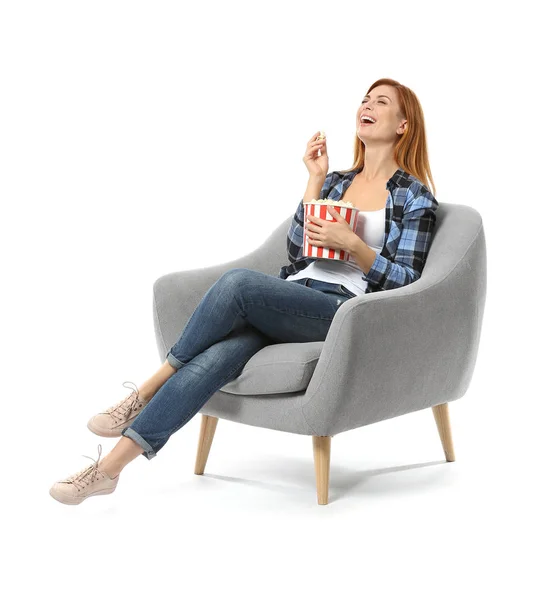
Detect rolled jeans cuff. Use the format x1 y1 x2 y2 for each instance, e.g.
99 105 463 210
166 350 185 370
121 426 157 460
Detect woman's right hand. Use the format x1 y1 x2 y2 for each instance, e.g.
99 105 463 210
303 131 329 180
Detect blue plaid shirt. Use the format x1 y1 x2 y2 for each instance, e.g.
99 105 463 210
278 166 439 293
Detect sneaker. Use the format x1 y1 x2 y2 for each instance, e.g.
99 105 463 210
87 381 150 438
49 444 119 505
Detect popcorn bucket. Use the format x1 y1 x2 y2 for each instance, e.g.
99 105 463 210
303 200 360 261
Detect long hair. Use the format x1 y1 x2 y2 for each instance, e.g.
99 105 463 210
337 78 436 197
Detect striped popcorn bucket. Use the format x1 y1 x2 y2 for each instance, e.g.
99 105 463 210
303 201 360 261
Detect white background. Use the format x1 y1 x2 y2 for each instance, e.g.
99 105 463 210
1 1 553 598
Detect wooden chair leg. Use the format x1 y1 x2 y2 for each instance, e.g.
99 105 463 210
432 403 456 462
312 435 332 505
194 414 219 475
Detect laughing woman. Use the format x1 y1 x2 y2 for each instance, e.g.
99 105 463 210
49 77 438 505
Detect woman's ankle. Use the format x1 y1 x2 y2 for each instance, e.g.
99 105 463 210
99 459 121 479
138 388 154 402
137 362 177 402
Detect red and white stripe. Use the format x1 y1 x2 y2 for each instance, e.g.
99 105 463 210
303 203 359 262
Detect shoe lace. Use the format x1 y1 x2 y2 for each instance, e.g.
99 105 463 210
106 381 144 424
62 444 105 491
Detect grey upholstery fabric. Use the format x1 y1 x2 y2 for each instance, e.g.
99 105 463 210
152 202 487 437
220 342 323 396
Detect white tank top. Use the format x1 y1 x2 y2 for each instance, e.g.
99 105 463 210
286 207 386 296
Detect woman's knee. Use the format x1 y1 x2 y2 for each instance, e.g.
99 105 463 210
217 268 281 307
217 268 259 293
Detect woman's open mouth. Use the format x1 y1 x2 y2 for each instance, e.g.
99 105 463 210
359 116 376 127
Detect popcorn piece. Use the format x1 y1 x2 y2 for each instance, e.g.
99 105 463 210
304 198 355 208
316 130 326 140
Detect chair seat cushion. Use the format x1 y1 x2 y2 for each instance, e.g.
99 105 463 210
220 341 324 395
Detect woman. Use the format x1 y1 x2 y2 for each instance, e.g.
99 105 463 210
49 78 439 505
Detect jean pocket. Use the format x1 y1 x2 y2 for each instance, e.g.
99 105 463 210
290 278 310 286
338 284 356 299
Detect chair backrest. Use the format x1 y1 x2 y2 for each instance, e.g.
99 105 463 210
419 202 487 398
423 202 487 300
255 202 487 400
261 203 486 303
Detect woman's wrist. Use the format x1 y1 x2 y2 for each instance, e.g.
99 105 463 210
304 175 326 204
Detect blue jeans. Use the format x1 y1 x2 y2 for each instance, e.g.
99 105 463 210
121 268 357 459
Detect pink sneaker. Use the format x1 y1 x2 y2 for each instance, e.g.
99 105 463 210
49 444 119 505
87 381 150 437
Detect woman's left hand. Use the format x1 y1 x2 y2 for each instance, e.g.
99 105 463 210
306 205 357 252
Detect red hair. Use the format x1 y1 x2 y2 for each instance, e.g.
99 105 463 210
338 78 436 197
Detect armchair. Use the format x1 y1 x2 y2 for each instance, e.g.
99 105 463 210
152 202 487 505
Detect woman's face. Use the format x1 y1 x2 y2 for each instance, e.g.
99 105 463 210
356 85 406 143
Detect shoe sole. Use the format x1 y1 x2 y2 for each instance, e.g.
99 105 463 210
87 419 124 438
49 486 117 505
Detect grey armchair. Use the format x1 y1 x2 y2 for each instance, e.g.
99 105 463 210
152 202 487 505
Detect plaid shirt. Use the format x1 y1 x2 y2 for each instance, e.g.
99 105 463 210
278 166 439 293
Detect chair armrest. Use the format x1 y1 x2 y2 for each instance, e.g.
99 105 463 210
152 218 291 361
301 222 487 436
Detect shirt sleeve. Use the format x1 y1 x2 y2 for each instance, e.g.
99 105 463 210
285 171 338 263
362 184 439 292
